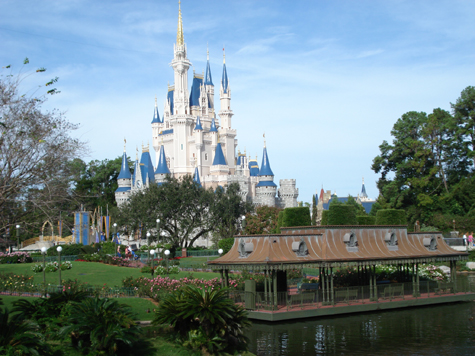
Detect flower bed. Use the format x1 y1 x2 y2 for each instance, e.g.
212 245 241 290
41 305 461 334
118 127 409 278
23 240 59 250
123 275 238 302
0 273 35 295
0 251 33 264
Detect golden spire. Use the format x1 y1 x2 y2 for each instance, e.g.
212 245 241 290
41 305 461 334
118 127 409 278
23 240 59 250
176 1 184 46
223 46 226 64
123 138 126 152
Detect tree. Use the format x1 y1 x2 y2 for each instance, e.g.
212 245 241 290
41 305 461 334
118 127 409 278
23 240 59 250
59 297 142 356
345 195 366 216
451 86 475 170
210 183 253 240
118 176 249 251
311 194 317 225
153 285 251 354
244 206 282 235
0 59 85 237
71 156 129 211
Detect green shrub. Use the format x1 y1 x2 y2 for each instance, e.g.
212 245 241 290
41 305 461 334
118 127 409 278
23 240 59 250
46 243 83 256
328 205 357 225
375 209 407 225
141 266 153 274
357 216 376 225
280 207 311 228
321 210 329 225
81 245 96 255
99 241 117 254
218 238 235 254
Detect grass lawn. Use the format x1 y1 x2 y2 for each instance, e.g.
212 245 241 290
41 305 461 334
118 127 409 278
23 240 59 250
0 260 221 287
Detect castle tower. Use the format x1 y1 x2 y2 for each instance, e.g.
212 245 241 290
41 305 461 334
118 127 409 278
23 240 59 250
115 140 132 206
278 179 299 208
255 139 277 207
169 1 194 175
217 50 236 174
204 47 215 113
193 167 201 187
155 145 171 185
140 144 155 187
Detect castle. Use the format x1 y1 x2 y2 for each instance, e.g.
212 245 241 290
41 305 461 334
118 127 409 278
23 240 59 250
115 3 298 208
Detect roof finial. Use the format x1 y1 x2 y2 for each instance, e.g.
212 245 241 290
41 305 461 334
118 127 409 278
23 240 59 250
155 96 157 107
177 1 184 46
263 132 266 148
223 46 226 64
123 138 126 152
136 146 138 160
207 43 209 60
362 177 365 184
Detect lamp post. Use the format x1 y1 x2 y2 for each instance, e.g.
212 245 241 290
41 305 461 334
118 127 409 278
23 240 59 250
218 248 223 255
113 223 117 241
156 218 160 241
57 246 62 290
241 215 246 234
164 250 170 275
16 224 20 250
150 249 155 277
146 232 151 263
41 247 47 297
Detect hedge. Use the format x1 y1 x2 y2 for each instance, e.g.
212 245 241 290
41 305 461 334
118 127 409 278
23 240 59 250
280 207 311 228
321 210 329 225
357 216 376 225
375 209 407 225
328 205 357 225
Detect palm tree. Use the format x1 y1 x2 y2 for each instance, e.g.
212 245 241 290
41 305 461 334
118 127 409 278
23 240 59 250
153 285 251 354
0 307 51 355
59 297 142 355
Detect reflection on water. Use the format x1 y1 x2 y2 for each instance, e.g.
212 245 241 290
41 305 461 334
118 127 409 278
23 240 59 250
246 275 475 356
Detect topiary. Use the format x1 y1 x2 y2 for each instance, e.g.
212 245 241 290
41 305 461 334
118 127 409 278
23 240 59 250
357 216 376 225
375 209 407 225
280 207 311 228
328 205 357 225
321 210 329 225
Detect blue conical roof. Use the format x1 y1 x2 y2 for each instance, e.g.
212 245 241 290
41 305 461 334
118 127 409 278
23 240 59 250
155 145 170 174
205 59 213 86
212 143 227 166
193 167 201 187
249 159 259 176
194 116 203 131
118 151 132 179
151 105 160 124
167 89 174 115
189 76 203 107
361 178 368 198
259 147 274 176
222 62 229 93
140 150 155 184
210 118 218 132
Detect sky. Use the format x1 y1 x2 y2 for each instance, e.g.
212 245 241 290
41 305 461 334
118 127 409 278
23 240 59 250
1 0 474 204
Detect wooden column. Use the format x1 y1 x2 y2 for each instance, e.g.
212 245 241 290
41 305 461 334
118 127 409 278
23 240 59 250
273 270 277 309
330 267 334 305
264 270 268 305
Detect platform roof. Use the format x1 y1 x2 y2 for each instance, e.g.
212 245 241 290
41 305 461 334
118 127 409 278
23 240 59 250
208 226 468 270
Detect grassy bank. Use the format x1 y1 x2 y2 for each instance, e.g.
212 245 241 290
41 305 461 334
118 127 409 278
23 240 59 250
0 259 221 286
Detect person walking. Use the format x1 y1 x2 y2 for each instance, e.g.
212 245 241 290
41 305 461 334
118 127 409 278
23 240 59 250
470 232 474 247
468 233 473 250
463 232 467 247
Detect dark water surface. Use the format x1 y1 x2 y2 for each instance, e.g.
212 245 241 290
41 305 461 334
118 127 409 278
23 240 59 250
246 276 475 356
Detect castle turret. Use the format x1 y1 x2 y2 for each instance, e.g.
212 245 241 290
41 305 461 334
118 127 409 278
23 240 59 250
115 140 132 206
155 145 171 184
193 167 201 187
255 139 277 207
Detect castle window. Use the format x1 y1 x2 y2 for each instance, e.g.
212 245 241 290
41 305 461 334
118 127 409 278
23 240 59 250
181 144 183 150
205 153 208 161
167 158 170 168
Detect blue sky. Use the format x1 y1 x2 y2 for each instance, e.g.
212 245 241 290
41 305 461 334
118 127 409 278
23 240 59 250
1 0 474 204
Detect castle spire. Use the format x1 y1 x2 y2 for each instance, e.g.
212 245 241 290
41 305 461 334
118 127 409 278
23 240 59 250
176 1 184 46
152 96 161 124
204 46 213 86
221 48 229 93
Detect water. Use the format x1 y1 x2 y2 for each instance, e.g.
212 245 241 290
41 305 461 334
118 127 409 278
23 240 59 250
246 275 475 356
